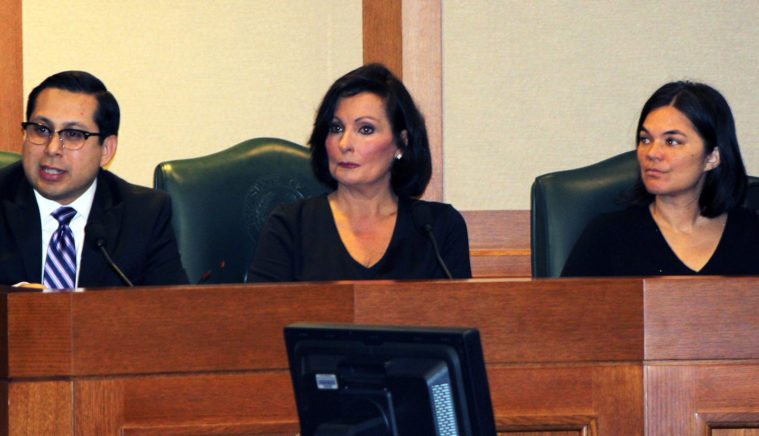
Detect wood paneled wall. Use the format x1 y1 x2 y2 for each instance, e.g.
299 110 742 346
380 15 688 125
362 0 402 76
363 0 443 202
464 210 531 277
0 0 22 152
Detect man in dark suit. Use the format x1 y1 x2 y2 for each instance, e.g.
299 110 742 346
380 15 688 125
0 71 188 288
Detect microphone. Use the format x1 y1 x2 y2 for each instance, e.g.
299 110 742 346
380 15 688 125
85 223 134 287
411 202 453 279
198 260 226 284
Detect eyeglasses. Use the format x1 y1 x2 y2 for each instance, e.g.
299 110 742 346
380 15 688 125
21 122 103 151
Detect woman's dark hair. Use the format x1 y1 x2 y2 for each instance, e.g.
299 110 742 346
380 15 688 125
631 81 747 216
309 63 432 197
26 70 120 144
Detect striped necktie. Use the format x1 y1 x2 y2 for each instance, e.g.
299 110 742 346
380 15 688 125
43 207 78 289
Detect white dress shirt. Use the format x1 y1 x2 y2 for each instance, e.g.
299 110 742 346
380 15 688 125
35 180 97 287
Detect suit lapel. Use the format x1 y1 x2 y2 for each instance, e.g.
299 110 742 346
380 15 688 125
79 173 124 287
2 192 43 281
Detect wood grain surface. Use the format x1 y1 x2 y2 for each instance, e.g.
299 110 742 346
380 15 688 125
0 0 22 153
4 277 759 435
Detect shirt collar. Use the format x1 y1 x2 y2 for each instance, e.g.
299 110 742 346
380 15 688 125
34 178 98 221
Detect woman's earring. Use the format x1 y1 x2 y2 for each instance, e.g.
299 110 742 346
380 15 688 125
394 152 403 160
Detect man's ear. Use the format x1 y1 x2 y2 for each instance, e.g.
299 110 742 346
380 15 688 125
100 135 118 167
705 147 720 171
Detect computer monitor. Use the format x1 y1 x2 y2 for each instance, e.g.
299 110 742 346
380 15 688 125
284 323 496 436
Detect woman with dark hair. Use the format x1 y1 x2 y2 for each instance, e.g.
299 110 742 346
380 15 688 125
562 81 759 276
248 64 471 282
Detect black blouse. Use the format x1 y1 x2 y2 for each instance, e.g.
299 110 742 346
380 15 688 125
248 195 471 282
562 206 759 277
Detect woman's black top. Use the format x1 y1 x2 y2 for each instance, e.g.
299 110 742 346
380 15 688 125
248 195 471 282
562 205 759 277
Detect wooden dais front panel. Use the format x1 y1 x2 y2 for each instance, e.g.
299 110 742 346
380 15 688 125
644 277 759 436
4 277 759 435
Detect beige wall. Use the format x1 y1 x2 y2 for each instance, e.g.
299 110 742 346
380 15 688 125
444 1 759 209
23 0 362 187
24 1 759 210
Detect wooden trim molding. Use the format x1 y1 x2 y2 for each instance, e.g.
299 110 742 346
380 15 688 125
362 0 443 201
0 0 23 152
362 0 402 77
401 0 443 202
463 210 531 277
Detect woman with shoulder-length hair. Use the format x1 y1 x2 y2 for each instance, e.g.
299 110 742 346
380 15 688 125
562 81 759 276
249 64 471 282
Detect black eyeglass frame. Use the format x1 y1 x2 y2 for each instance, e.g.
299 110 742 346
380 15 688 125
21 121 104 150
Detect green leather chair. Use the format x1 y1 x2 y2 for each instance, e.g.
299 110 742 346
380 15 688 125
154 138 329 284
530 151 759 278
0 151 21 168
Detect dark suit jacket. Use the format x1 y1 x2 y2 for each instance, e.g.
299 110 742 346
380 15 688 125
0 162 189 287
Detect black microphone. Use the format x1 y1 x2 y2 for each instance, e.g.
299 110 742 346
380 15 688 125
85 223 134 287
411 202 453 279
197 260 226 284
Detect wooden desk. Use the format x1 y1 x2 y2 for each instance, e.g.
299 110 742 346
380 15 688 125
2 277 758 435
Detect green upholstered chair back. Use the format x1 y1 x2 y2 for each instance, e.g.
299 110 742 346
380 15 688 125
0 151 21 168
530 150 759 278
531 151 639 278
154 137 329 284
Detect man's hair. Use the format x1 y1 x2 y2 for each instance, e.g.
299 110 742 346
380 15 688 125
26 71 120 143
